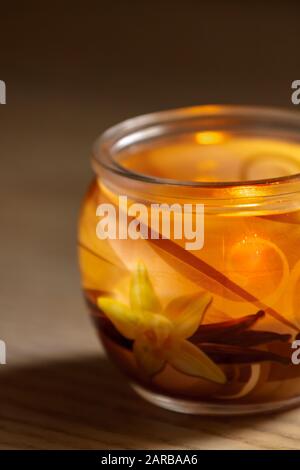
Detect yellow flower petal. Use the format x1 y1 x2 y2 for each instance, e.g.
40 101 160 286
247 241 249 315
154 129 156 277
130 261 161 312
141 313 173 346
167 292 212 339
168 339 226 384
133 334 166 377
97 297 140 340
164 293 200 319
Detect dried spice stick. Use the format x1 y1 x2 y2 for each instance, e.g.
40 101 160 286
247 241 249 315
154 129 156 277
190 311 265 343
200 343 290 365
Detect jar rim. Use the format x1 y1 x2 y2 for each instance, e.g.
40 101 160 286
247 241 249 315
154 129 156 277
92 105 300 190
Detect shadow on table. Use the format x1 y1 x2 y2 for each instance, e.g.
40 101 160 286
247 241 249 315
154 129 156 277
0 355 293 449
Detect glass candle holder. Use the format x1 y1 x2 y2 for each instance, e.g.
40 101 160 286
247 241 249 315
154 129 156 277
78 105 300 415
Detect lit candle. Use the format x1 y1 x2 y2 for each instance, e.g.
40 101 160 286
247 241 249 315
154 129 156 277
79 106 300 415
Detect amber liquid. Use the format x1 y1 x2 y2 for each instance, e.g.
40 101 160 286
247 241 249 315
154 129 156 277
79 132 300 406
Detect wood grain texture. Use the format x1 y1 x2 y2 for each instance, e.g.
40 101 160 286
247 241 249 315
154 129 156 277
1 86 300 450
2 351 300 450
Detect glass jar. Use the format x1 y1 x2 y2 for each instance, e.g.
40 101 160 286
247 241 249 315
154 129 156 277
78 105 300 415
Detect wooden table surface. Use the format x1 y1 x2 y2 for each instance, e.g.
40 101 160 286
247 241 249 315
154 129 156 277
1 87 300 450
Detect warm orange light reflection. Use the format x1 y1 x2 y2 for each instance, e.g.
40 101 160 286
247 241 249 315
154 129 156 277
227 235 289 298
230 185 266 198
195 131 225 145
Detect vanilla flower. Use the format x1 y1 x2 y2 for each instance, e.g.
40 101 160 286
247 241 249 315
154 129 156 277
98 262 226 384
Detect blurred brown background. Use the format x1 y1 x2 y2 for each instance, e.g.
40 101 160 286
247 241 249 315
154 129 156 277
0 0 300 449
